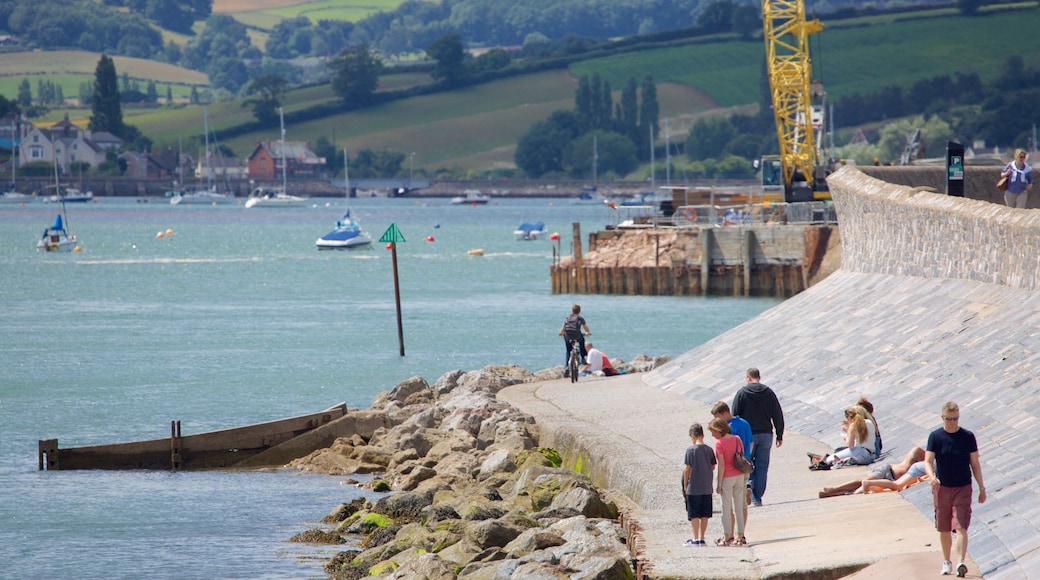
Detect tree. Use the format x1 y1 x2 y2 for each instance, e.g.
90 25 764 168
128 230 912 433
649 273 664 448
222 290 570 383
698 0 735 33
426 33 466 86
957 0 983 16
242 75 287 125
90 55 125 138
685 116 737 161
17 79 32 108
329 44 384 108
515 110 581 178
564 130 638 179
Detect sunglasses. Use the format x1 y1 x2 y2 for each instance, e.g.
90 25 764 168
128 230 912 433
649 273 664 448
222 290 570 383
943 416 959 421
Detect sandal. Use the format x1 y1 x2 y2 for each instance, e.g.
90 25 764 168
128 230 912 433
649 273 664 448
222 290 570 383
715 537 734 546
735 537 747 546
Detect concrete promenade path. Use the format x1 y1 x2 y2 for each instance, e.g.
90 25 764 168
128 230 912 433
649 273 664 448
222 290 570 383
499 373 978 579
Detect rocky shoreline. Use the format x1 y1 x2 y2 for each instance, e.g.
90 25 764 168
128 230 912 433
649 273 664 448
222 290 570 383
285 356 669 579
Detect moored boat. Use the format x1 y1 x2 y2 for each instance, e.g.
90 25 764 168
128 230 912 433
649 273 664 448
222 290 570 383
169 187 236 205
451 190 490 205
38 403 348 470
316 209 372 249
514 221 546 240
244 186 307 208
36 213 78 252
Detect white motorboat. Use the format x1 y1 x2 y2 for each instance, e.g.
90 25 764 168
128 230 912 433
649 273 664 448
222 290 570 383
47 186 93 203
451 190 490 205
169 187 236 205
514 221 546 240
244 186 307 208
316 209 372 249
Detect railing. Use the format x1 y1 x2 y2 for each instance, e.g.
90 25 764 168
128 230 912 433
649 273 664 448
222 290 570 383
671 201 837 228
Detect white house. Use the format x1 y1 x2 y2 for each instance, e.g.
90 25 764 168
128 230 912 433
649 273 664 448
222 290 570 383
18 113 122 174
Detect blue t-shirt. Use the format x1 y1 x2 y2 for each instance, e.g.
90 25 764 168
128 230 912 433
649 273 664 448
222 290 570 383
728 416 753 457
926 427 978 488
684 443 716 496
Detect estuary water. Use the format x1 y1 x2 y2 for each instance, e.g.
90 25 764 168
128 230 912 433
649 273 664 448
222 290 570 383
0 195 780 579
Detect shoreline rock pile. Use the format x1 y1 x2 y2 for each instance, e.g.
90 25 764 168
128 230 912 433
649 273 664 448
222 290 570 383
287 356 668 579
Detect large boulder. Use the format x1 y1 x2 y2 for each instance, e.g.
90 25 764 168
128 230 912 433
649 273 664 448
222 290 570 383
467 518 524 549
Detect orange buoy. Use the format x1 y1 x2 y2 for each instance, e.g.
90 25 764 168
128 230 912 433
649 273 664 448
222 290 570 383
604 200 618 210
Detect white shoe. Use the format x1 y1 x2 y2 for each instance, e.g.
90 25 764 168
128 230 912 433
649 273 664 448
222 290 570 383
940 560 952 575
956 562 968 578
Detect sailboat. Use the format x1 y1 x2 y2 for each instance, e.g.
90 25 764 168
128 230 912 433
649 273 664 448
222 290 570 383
245 107 308 208
37 157 81 252
170 107 236 205
316 151 372 249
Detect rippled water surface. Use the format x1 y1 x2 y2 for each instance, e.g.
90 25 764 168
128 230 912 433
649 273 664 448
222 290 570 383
0 196 780 578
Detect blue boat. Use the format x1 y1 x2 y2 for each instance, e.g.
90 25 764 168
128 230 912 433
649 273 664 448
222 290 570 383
316 209 372 250
514 221 546 240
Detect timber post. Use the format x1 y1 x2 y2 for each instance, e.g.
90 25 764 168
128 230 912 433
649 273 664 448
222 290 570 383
742 229 753 297
170 420 182 470
572 223 584 292
700 227 711 296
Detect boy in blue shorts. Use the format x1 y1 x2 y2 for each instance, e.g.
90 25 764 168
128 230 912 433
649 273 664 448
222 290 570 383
682 423 716 546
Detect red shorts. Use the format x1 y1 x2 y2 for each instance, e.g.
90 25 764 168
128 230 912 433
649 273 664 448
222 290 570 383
933 484 972 532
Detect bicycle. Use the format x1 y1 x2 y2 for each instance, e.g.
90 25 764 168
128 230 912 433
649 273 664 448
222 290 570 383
566 335 586 383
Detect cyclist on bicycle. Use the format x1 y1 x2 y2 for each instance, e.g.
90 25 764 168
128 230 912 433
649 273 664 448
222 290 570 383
559 304 591 370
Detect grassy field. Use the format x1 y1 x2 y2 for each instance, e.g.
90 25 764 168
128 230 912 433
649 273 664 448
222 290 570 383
6 5 1040 173
0 51 209 104
215 0 402 29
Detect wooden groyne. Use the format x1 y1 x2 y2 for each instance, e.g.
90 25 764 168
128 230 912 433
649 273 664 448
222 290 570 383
550 222 840 297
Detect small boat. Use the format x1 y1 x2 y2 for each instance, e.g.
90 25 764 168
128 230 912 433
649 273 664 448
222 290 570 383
514 221 546 240
246 107 309 209
37 213 78 252
0 190 33 204
244 186 307 208
316 209 372 249
38 403 348 471
451 190 490 205
47 186 93 203
169 187 236 206
575 187 606 204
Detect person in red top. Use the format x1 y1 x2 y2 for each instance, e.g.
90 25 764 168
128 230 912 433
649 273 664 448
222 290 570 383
709 418 747 546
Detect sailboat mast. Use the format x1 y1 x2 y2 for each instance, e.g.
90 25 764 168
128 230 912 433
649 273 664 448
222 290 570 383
343 148 349 199
279 107 287 192
203 106 212 190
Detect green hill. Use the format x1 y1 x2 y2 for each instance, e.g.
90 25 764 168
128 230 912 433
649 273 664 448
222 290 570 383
19 4 1040 173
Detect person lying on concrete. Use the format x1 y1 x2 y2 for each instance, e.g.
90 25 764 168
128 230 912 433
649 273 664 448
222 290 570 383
808 406 876 470
818 446 925 498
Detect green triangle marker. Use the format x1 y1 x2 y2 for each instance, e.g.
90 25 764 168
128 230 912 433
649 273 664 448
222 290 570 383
379 223 406 243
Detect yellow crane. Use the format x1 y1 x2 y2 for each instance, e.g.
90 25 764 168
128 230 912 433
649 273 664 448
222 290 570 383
762 0 828 202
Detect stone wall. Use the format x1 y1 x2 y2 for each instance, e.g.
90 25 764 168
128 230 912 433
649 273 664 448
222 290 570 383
644 166 1040 579
831 166 1040 289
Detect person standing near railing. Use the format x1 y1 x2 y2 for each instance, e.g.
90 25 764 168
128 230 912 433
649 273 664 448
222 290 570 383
1000 149 1033 209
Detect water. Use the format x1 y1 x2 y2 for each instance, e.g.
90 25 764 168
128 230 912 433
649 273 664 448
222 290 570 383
0 196 780 579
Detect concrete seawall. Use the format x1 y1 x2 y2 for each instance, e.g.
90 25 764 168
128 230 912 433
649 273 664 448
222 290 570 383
642 165 1038 578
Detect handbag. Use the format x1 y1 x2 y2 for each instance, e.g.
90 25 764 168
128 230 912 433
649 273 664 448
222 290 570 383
997 175 1008 191
733 443 754 474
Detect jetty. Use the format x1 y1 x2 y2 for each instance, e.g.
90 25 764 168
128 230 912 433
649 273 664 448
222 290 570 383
37 404 388 471
505 165 1038 578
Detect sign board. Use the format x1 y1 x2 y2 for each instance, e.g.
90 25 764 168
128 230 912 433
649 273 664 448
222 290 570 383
379 223 406 243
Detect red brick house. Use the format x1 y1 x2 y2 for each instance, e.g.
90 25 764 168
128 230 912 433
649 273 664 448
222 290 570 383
246 140 325 180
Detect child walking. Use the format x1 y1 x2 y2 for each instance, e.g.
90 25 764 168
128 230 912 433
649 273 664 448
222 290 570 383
682 423 716 546
710 418 748 546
